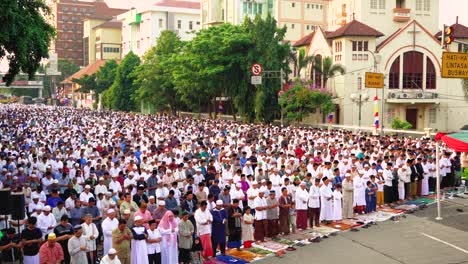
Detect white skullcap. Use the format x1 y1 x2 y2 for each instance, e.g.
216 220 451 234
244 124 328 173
134 216 143 221
158 201 166 206
108 248 117 254
236 183 242 188
216 200 223 205
107 209 115 214
85 185 91 189
43 205 51 211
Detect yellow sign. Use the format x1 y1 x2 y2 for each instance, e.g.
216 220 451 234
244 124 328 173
442 52 468 78
365 72 384 88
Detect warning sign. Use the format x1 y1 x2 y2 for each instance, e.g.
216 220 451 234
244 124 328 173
365 72 384 88
442 52 468 78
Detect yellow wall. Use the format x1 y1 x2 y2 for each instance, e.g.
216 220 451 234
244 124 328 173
95 28 122 61
83 18 108 65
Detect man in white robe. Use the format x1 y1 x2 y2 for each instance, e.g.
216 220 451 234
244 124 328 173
353 172 367 214
68 225 88 264
319 177 333 223
101 209 119 256
100 248 121 264
37 206 56 238
130 216 148 264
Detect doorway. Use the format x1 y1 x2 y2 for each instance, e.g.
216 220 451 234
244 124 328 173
406 108 418 129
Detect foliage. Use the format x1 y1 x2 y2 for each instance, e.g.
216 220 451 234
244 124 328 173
73 74 97 93
279 83 334 122
0 0 56 85
39 59 80 98
133 31 184 114
313 56 345 88
95 60 118 94
391 117 413 130
107 52 140 111
289 48 314 77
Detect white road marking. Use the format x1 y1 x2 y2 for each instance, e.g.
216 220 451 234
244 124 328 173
421 233 468 254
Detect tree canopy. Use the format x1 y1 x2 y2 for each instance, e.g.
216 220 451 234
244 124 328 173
1 0 56 85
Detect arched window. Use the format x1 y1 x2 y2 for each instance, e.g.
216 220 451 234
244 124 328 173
403 51 423 89
389 56 400 89
388 51 437 90
426 59 436 89
314 54 322 87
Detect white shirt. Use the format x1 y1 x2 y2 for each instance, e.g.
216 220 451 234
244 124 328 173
308 185 320 208
80 192 95 205
295 187 309 210
230 188 245 209
246 187 259 208
253 196 267 220
95 184 108 196
109 180 122 193
147 228 162 254
194 208 213 235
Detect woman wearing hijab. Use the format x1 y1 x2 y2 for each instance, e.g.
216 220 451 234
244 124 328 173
158 211 179 264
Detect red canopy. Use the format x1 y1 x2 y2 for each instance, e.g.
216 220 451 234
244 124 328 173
435 132 468 152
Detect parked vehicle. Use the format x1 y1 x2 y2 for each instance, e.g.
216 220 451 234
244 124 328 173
18 96 33 104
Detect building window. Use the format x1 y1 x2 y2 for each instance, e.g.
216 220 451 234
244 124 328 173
177 20 181 29
306 25 310 30
63 7 68 12
423 0 430 11
378 0 385 9
458 43 468 52
311 4 314 9
357 41 363 51
159 18 163 28
370 0 377 9
137 24 140 32
403 51 424 89
62 16 68 22
307 4 310 8
291 23 295 29
426 58 436 89
258 3 263 14
291 2 295 8
320 4 322 9
243 2 247 13
429 109 436 123
137 40 140 49
72 7 77 12
196 21 200 25
389 56 400 89
63 25 68 31
189 21 193 30
363 41 368 51
416 0 422 10
352 41 357 51
352 54 357 60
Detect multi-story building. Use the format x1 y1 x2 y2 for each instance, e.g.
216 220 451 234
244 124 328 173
118 0 201 58
48 0 127 66
201 0 328 41
83 17 123 65
294 0 468 131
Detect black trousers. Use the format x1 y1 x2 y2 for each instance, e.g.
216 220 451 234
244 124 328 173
404 183 410 199
212 238 226 255
148 252 161 264
429 177 436 192
309 207 320 227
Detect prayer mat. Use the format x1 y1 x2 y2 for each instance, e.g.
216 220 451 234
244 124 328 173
394 204 419 211
226 249 264 262
378 208 405 214
253 241 289 252
272 237 296 245
325 222 355 231
205 258 228 264
314 226 340 236
216 255 249 264
282 232 310 242
341 219 364 228
413 197 436 204
246 247 274 256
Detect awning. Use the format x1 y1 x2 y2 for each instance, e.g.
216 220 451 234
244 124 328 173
435 132 468 152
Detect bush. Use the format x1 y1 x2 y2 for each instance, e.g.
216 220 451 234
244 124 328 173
391 117 412 130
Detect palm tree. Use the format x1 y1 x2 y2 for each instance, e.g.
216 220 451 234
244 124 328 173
288 48 314 78
313 56 345 88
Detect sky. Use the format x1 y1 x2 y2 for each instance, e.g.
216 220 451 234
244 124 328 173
439 0 468 27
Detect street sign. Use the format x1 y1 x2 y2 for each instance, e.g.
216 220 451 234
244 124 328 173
251 76 262 85
365 72 384 88
251 63 263 76
441 52 468 78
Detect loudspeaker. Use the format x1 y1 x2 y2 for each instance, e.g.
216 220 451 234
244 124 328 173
10 192 25 220
0 189 11 215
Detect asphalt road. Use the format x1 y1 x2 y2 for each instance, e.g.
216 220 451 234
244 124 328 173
255 196 468 264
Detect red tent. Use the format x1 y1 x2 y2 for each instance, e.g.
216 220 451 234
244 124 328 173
435 132 468 152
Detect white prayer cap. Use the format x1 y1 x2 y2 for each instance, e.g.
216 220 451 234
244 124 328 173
107 209 115 214
43 205 51 211
85 185 91 189
364 164 369 168
108 248 117 255
252 181 258 185
129 172 134 176
74 163 79 167
378 169 383 173
53 179 58 184
109 201 116 206
196 168 202 172
149 196 155 200
134 216 143 221
158 201 166 206
32 193 39 199
264 190 270 195
261 179 266 183
99 177 104 181
300 181 307 186
345 173 351 177
123 209 131 214
286 169 291 174
166 169 172 173
236 183 242 188
105 192 112 196
216 200 223 205
35 204 43 210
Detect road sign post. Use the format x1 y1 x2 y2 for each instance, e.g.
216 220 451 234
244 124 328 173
365 72 384 88
251 76 262 85
441 52 468 78
251 63 263 76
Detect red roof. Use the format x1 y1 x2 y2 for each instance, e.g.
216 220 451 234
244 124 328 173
327 20 384 39
93 21 122 29
61 60 108 84
293 31 315 47
435 23 468 39
153 0 200 9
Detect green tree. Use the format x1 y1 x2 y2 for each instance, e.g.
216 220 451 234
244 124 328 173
133 31 184 114
1 0 56 85
73 74 97 93
39 59 80 98
279 83 334 123
313 56 345 88
289 48 314 78
107 52 140 111
240 14 290 123
95 60 118 94
171 24 252 116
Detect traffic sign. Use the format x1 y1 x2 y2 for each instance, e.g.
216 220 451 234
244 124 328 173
251 63 263 76
365 72 384 88
442 52 468 78
251 76 262 85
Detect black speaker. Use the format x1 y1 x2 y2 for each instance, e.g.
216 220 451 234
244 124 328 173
0 189 11 215
10 192 25 220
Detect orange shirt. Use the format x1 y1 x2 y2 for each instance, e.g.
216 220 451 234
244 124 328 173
39 242 64 264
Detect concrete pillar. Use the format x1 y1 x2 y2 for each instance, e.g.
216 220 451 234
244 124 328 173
38 88 43 98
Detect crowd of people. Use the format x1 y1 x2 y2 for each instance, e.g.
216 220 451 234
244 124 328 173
0 104 463 264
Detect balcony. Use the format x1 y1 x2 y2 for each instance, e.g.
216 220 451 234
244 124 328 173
336 18 346 27
393 8 411 22
336 12 347 19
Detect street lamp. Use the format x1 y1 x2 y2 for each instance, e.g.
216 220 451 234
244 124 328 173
350 91 370 128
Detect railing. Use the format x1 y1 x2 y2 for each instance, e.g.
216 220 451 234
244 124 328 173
393 8 411 22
